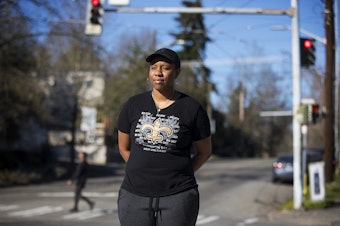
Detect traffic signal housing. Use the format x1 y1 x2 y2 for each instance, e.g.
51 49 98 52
298 103 321 125
300 38 316 67
307 104 320 124
85 0 103 35
311 104 320 124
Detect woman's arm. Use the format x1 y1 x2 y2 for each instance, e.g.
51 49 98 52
192 136 212 172
118 130 131 163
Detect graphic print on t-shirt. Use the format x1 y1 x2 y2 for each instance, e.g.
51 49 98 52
135 111 179 153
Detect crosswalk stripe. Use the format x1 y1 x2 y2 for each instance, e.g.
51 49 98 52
0 205 19 211
196 215 220 225
62 208 114 220
244 217 259 224
8 206 63 217
38 192 118 198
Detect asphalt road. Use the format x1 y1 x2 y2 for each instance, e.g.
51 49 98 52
0 158 293 226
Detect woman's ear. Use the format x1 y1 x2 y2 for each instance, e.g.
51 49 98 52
175 68 181 79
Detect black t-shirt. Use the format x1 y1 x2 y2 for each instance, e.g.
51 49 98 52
117 91 211 197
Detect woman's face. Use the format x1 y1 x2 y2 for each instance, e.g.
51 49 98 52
148 56 180 91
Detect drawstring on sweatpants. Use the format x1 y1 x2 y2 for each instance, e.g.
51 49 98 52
148 197 153 218
148 197 161 221
154 196 160 219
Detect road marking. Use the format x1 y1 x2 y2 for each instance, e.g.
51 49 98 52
8 206 63 217
38 192 73 197
244 217 259 224
0 205 19 211
38 192 118 198
62 208 114 220
196 215 220 225
236 217 259 225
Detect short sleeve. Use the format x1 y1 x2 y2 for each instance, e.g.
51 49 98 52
192 105 211 141
117 101 131 134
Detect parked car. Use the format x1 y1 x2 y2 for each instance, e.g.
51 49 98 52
272 153 294 183
272 149 323 183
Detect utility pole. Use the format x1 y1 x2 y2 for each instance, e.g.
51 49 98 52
335 0 339 167
324 0 336 183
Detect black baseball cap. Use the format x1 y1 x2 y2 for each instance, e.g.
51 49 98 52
146 48 181 68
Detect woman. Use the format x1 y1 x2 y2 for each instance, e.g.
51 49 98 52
117 48 212 226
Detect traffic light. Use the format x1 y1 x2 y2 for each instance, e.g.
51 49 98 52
311 104 320 124
300 38 316 67
90 0 102 25
85 0 103 35
308 104 320 124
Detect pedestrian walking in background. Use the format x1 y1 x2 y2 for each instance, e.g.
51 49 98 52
117 48 212 226
66 152 95 212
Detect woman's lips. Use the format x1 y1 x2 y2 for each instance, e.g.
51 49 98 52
153 79 164 84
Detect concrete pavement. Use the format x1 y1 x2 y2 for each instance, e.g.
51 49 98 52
267 201 340 226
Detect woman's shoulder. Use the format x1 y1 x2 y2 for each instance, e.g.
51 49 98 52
177 91 201 107
128 91 151 102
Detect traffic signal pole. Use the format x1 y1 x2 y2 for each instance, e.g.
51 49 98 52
290 0 303 210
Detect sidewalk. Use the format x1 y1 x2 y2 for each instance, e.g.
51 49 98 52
267 201 340 226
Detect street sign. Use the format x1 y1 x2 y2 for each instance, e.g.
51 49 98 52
108 0 129 6
85 23 102 35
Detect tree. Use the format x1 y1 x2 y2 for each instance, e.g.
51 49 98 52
0 1 45 149
224 48 291 157
42 20 105 166
103 30 156 131
0 0 105 168
171 0 213 108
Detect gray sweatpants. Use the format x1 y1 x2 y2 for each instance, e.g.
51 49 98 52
118 188 199 226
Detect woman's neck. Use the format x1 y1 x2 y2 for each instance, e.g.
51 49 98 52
152 89 175 101
151 89 177 111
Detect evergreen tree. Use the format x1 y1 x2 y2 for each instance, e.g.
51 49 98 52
171 0 213 108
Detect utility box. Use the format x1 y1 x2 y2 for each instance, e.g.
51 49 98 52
308 161 326 202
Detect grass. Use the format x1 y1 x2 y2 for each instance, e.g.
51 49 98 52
0 165 68 187
279 167 340 210
0 170 42 186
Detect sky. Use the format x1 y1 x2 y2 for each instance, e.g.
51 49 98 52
101 0 339 109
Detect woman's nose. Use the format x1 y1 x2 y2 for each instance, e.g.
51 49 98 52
154 68 163 76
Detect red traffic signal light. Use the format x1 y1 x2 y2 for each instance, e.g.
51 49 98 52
88 0 102 25
311 104 320 124
91 0 101 7
85 0 103 35
300 38 316 67
303 39 313 49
